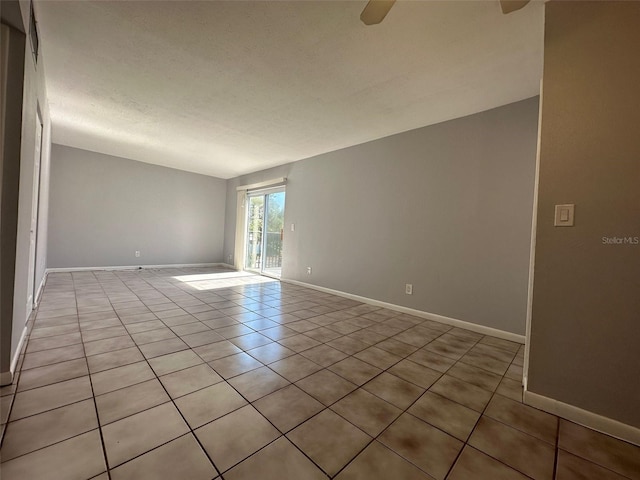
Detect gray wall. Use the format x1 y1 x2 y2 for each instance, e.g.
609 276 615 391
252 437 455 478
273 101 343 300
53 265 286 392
0 18 26 379
528 1 640 428
48 145 227 268
1 0 53 380
225 97 539 336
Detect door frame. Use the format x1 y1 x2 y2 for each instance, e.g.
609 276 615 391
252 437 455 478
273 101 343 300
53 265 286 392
244 191 266 274
243 186 285 278
234 177 287 277
26 105 43 311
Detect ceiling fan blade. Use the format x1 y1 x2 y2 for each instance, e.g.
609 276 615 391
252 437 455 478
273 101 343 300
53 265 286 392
499 0 531 14
360 0 396 25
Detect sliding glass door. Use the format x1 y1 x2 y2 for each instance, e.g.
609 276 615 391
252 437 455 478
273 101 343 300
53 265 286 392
245 195 265 271
245 189 285 277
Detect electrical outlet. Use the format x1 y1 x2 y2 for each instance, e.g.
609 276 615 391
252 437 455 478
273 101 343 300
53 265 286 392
227 254 233 263
135 251 141 258
405 284 413 295
306 267 312 275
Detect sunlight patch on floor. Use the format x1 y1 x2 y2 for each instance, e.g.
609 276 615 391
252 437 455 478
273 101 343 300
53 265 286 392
173 270 277 290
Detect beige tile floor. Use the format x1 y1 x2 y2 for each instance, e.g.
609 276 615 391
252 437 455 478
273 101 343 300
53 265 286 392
1 267 639 480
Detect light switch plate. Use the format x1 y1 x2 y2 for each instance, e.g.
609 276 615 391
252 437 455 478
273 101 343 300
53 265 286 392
554 204 575 227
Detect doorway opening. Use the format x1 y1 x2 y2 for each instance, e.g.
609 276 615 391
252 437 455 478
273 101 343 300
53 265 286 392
244 188 285 278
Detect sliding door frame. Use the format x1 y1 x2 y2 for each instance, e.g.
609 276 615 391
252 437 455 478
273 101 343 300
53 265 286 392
234 177 287 277
244 186 285 278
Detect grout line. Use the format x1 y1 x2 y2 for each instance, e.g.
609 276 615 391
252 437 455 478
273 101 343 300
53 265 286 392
112 274 224 478
135 271 337 478
72 271 113 480
344 333 484 478
0 320 32 451
10 267 542 480
66 271 196 474
552 415 561 479
439 344 532 479
273 324 465 477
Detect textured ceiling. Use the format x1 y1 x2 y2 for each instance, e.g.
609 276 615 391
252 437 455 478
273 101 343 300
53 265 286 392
35 1 544 179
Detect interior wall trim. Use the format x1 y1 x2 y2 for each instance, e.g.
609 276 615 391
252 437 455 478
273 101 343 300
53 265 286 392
45 263 234 274
7 324 27 381
523 77 544 393
233 190 246 271
524 390 640 447
235 177 287 192
282 277 525 344
33 273 46 308
0 370 13 386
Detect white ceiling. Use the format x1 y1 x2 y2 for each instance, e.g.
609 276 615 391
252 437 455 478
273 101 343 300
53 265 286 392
35 1 544 179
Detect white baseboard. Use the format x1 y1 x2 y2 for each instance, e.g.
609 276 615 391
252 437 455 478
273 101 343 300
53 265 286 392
524 390 640 446
281 278 525 344
0 370 13 386
3 325 28 386
45 263 233 274
33 274 46 308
